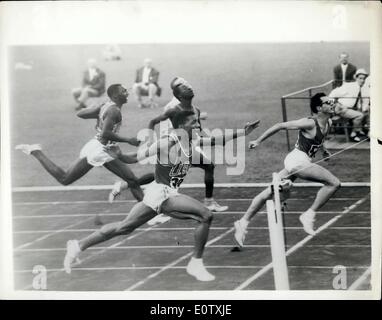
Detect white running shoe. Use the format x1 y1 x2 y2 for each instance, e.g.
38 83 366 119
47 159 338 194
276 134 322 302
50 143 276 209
15 144 41 155
234 220 248 247
63 240 81 274
299 211 316 235
186 258 215 282
204 199 228 212
108 181 127 203
147 214 171 226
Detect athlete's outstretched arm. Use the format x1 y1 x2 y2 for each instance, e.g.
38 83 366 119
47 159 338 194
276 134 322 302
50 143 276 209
76 104 102 119
197 120 260 147
249 118 315 149
100 108 141 146
148 109 173 130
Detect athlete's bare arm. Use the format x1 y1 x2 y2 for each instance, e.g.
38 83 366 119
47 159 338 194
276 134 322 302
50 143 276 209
76 104 102 119
148 109 174 130
197 120 260 147
100 107 140 146
249 118 315 149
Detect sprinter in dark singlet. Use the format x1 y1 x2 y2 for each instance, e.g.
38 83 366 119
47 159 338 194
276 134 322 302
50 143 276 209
109 77 228 212
234 93 341 246
63 87 260 281
15 84 153 202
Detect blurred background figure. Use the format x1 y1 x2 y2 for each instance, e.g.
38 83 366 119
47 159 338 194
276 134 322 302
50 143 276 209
72 58 106 110
332 52 357 89
132 58 161 109
103 44 122 61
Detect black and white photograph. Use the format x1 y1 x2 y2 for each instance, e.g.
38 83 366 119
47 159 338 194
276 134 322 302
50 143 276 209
0 1 381 299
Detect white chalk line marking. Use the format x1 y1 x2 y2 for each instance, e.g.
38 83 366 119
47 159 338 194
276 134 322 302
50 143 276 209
348 267 372 290
124 227 235 291
234 194 370 290
13 226 371 234
15 244 371 252
20 215 172 290
13 211 370 219
14 217 94 251
12 197 367 206
15 265 370 274
12 182 370 192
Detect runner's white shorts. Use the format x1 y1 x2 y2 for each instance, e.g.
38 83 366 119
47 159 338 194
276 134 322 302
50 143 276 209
80 139 116 167
284 148 312 174
143 181 179 213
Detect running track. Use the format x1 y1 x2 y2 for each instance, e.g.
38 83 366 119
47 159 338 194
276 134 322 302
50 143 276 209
11 185 371 291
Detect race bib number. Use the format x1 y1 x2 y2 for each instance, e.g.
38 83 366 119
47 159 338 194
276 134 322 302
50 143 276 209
308 144 321 158
170 177 183 189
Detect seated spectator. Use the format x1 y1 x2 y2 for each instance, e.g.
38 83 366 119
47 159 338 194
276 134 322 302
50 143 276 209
132 58 161 108
329 68 370 142
332 52 357 89
72 58 106 110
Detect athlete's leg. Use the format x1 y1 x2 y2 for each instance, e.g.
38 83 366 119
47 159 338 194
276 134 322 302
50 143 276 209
64 202 157 273
108 172 155 203
30 150 93 185
161 194 213 259
234 169 292 246
104 159 144 201
161 194 215 281
192 153 228 212
79 202 157 251
295 163 341 211
243 168 290 221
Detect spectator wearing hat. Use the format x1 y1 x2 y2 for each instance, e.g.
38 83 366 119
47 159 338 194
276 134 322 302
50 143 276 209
332 52 357 89
329 68 370 142
72 58 106 110
132 58 161 108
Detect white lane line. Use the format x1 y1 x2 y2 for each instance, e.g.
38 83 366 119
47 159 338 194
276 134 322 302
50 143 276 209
12 211 370 219
12 197 365 206
15 244 371 252
13 226 371 234
235 194 370 290
14 217 94 251
14 265 370 273
20 216 173 290
348 267 372 290
12 182 370 192
13 200 137 206
125 227 235 291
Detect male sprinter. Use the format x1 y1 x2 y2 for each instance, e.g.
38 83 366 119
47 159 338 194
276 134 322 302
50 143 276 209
16 84 154 202
64 84 260 281
234 93 341 246
109 77 228 212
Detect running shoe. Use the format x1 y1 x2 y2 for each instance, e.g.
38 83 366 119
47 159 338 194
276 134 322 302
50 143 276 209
147 214 171 226
204 198 228 212
186 258 215 282
63 240 81 274
234 220 248 247
108 181 127 203
15 144 41 155
299 210 316 235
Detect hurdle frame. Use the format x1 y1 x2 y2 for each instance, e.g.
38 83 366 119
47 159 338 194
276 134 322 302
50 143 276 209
266 173 290 290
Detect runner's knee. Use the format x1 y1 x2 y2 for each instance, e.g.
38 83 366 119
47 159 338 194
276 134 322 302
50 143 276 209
331 177 341 190
201 209 213 224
